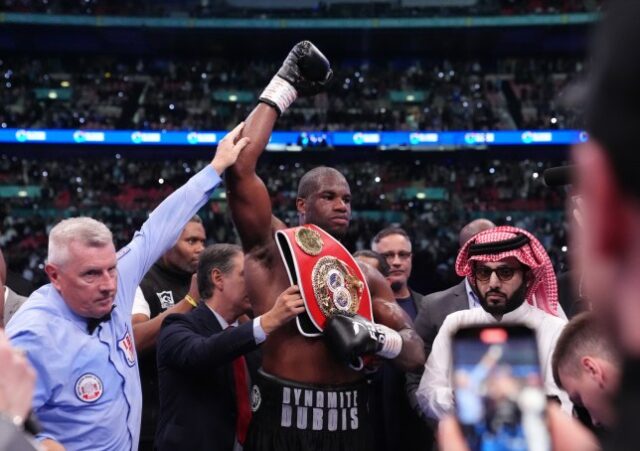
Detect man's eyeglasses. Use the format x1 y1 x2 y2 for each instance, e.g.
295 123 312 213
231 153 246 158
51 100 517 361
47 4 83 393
381 251 412 261
474 265 522 282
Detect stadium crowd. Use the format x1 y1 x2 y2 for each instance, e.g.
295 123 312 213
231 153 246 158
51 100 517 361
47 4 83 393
0 56 583 132
0 154 568 292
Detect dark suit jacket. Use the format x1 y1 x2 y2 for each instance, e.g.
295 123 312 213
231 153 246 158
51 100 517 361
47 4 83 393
405 280 469 417
556 270 589 319
4 287 27 327
410 288 428 318
155 303 261 451
6 270 35 297
369 288 431 451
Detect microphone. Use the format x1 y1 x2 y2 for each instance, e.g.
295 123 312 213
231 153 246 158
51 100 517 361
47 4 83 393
543 165 574 187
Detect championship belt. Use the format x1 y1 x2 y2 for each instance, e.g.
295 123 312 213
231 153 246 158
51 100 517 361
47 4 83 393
275 224 373 337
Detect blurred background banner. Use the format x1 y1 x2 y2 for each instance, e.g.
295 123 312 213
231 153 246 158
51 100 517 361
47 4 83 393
0 129 587 148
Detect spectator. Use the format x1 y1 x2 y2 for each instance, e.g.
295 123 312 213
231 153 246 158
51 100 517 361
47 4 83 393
131 216 206 451
416 226 569 420
459 218 498 248
552 312 620 430
368 226 431 451
0 55 586 133
0 1 603 18
406 218 496 423
372 227 426 318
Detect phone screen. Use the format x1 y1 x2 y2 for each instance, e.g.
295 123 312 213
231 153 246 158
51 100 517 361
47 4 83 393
452 325 550 451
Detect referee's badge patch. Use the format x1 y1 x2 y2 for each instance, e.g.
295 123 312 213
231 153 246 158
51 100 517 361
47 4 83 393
118 331 136 367
251 385 262 412
75 373 103 403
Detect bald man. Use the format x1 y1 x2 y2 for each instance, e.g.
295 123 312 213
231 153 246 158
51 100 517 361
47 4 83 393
459 218 497 248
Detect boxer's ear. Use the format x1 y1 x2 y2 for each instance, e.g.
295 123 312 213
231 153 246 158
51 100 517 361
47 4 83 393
296 196 306 215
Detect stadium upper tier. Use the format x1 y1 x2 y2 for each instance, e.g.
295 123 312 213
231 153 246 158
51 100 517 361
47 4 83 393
0 56 584 133
0 0 601 19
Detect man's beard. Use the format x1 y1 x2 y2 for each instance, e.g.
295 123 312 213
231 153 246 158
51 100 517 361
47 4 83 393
478 282 528 317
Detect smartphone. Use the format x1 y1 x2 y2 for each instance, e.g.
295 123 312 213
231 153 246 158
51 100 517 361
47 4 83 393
452 325 551 451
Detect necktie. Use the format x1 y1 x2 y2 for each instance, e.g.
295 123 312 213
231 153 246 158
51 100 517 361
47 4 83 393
87 305 115 334
228 325 252 445
232 355 252 445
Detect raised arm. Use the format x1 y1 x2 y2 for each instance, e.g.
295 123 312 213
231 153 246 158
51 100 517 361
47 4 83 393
115 124 249 311
225 105 280 252
226 41 333 252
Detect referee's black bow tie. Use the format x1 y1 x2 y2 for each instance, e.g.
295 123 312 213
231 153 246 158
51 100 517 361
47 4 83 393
87 305 116 334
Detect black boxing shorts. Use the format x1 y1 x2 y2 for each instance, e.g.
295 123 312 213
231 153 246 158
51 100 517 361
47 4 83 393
244 369 372 451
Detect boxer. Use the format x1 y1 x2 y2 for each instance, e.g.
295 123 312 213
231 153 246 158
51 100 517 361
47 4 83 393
225 41 426 451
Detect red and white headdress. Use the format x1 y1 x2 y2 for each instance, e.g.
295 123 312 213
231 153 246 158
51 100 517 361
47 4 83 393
455 225 559 316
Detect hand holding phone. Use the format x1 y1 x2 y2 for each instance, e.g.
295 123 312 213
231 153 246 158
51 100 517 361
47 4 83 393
452 325 551 451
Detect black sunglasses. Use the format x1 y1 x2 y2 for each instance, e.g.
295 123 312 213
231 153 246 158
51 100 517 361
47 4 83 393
474 265 522 282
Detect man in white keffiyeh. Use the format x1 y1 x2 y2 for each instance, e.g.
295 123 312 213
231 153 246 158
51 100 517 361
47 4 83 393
416 226 571 420
456 226 560 318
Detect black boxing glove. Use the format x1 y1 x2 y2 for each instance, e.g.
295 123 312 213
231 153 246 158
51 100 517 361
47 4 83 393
324 314 403 368
259 41 333 115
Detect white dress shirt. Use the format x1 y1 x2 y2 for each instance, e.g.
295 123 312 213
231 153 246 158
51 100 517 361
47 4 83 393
464 277 481 309
205 304 267 344
416 301 570 420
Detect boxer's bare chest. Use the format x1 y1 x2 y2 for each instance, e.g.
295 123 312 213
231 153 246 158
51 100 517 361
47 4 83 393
245 241 362 384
